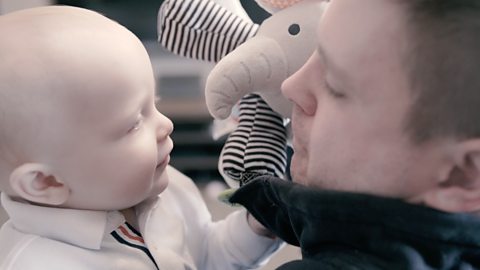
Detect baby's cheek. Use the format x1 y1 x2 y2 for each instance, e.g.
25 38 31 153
118 161 155 192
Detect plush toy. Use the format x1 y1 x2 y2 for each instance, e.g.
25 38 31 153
205 0 327 119
158 0 258 62
158 0 326 190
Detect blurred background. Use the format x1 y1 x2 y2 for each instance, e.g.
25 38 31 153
0 0 300 269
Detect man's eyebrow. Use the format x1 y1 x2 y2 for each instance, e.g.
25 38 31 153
317 43 338 73
316 43 349 84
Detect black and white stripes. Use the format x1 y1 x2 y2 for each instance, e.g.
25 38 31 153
220 94 287 187
158 0 288 187
158 0 259 62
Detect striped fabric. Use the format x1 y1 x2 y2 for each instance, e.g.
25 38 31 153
157 0 287 187
220 94 287 186
158 0 259 62
111 223 159 270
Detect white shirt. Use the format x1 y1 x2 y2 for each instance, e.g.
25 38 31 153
0 166 280 270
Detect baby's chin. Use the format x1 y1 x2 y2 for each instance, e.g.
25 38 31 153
151 169 170 195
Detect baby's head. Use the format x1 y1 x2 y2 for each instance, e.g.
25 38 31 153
0 6 173 210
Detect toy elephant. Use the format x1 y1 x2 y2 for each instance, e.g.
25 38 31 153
158 0 327 188
205 0 327 119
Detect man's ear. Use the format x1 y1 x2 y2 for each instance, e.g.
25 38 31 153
423 139 480 213
9 163 69 206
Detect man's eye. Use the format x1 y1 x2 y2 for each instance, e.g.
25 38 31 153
128 117 144 133
325 81 346 99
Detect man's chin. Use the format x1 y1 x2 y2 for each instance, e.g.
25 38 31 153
290 157 308 185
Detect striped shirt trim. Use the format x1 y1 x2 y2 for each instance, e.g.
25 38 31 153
111 223 159 270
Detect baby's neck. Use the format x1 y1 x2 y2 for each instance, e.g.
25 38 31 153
120 207 140 232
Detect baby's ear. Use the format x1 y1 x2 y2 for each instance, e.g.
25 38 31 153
9 163 69 206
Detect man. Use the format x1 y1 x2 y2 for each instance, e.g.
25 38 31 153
230 0 480 269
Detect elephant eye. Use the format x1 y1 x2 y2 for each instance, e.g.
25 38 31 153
288 24 300 36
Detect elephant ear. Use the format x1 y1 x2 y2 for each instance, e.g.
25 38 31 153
158 0 259 62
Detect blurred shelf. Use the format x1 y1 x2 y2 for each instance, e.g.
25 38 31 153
157 99 212 122
169 156 220 172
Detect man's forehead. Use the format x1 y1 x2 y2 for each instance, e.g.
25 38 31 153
317 0 408 67
321 1 405 43
314 0 411 100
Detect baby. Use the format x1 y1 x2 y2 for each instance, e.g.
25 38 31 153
0 6 279 270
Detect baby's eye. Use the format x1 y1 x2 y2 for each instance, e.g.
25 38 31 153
128 116 144 133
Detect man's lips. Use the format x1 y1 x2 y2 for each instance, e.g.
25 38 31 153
292 136 306 154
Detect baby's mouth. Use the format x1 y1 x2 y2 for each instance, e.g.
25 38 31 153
156 155 170 170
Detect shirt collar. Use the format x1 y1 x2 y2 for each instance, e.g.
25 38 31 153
1 193 124 250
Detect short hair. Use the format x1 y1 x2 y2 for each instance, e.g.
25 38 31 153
403 0 480 143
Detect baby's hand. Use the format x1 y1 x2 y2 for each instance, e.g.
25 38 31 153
247 212 276 238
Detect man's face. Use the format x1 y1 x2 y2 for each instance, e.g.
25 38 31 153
282 0 447 199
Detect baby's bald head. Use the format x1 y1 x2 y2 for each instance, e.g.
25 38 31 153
0 6 149 194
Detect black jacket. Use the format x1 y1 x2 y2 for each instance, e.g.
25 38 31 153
230 176 480 269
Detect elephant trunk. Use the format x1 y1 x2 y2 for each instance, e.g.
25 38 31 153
205 37 288 119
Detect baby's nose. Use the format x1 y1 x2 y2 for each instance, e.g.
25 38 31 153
156 114 174 141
